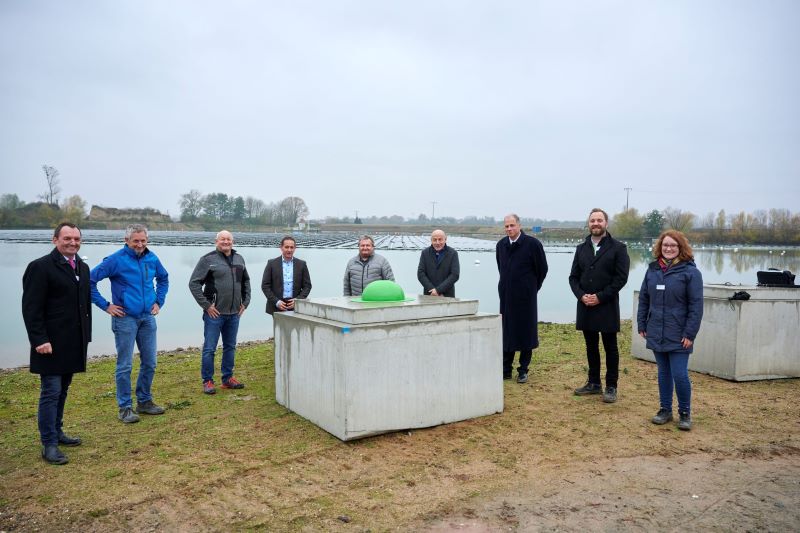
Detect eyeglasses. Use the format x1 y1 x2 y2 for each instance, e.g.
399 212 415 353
662 244 679 249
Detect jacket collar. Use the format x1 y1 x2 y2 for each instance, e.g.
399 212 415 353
506 230 526 246
123 244 150 258
585 232 613 260
50 247 81 280
215 248 237 259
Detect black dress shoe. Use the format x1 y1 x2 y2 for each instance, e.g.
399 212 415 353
42 445 69 465
58 433 82 446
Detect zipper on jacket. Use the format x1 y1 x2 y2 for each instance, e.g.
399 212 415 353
139 254 146 316
229 256 236 314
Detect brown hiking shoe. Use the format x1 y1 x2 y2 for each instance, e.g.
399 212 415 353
221 377 244 390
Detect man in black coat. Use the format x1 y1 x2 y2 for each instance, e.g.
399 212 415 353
568 208 630 403
262 235 312 315
417 229 460 297
22 223 92 465
497 214 548 384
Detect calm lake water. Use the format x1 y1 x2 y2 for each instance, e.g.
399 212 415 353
3 230 798 369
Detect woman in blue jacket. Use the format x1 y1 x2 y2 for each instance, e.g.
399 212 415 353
637 230 703 431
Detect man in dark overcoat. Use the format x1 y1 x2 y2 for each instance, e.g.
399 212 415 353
496 213 548 383
22 222 92 465
568 208 630 403
417 229 460 297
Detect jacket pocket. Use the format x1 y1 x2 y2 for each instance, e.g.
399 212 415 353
45 306 66 319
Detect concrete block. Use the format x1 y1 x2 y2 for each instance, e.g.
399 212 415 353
275 296 503 440
294 295 480 324
632 285 800 381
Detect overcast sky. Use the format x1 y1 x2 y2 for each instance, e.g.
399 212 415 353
1 1 798 222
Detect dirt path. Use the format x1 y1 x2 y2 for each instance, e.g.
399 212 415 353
423 447 800 532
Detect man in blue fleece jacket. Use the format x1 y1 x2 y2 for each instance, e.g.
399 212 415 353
90 224 169 424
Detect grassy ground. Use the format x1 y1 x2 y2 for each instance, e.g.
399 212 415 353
1 321 798 532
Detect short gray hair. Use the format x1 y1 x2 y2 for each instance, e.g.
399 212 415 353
358 235 374 246
504 213 520 224
125 224 149 239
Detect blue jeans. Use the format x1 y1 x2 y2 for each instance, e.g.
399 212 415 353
112 315 158 409
38 374 73 445
654 351 692 414
201 313 240 383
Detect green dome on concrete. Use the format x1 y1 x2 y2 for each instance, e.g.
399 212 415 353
361 280 406 302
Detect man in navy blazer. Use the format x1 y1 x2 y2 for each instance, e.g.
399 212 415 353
261 236 312 315
417 229 460 297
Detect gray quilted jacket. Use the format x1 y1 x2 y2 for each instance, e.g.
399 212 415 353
342 253 395 296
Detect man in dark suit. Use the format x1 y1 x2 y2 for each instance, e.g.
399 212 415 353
262 236 312 314
417 229 460 297
569 208 630 403
22 222 92 465
497 214 548 384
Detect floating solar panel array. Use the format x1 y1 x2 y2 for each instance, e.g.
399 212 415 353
0 229 499 251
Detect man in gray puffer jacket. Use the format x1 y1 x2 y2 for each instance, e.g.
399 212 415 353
343 235 395 296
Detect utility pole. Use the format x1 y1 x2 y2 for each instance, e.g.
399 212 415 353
624 188 632 211
430 201 437 222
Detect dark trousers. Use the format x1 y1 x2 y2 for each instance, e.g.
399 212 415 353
583 330 619 388
38 374 73 446
503 349 532 375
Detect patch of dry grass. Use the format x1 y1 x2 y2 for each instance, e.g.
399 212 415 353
1 321 798 532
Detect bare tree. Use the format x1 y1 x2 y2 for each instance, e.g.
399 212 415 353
768 208 793 243
0 193 26 210
278 196 309 226
62 194 88 222
700 212 715 229
729 211 755 237
751 209 768 229
244 196 266 220
713 209 727 239
179 189 204 220
662 207 696 233
39 165 61 205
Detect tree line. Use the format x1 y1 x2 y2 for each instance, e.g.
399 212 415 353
0 165 312 229
2 165 798 244
324 214 583 228
178 190 309 226
611 207 800 245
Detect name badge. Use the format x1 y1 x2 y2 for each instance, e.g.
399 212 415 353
656 284 666 290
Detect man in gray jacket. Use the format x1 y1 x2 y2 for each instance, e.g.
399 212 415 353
189 230 251 394
343 235 395 296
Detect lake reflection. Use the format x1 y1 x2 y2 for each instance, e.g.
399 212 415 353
2 232 798 369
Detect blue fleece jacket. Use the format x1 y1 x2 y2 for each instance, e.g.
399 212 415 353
637 259 703 353
90 245 169 318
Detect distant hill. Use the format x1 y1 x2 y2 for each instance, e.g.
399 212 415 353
87 205 173 223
